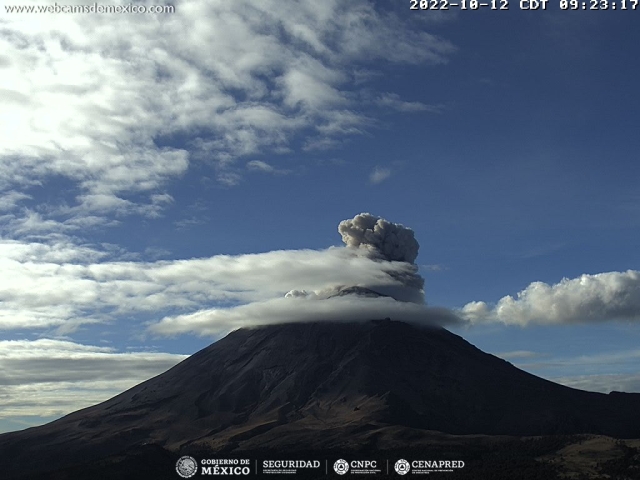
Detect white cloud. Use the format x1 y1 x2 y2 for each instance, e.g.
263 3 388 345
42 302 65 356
0 192 30 212
376 93 443 113
461 270 640 326
247 160 290 175
149 296 460 337
0 239 107 264
3 210 70 237
552 373 640 394
497 350 544 360
0 339 187 418
502 349 640 393
0 0 455 225
302 137 345 151
247 160 276 173
369 167 391 185
516 349 640 371
0 239 434 332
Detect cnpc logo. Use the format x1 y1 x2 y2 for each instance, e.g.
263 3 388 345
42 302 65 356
334 459 349 475
334 459 378 475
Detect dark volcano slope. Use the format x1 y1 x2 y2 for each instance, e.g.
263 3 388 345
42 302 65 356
1 320 639 478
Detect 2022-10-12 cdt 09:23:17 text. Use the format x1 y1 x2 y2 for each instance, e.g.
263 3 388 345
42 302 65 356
410 0 638 10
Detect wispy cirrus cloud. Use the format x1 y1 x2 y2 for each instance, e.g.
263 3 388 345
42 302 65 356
376 93 444 113
247 160 291 175
497 350 546 360
0 192 31 212
369 167 392 185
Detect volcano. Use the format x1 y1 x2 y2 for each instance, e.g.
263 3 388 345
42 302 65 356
1 319 639 479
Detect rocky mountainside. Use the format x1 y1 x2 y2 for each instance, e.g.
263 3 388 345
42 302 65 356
1 319 639 479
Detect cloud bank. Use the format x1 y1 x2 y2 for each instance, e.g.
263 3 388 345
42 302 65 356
461 270 640 326
150 296 459 337
0 214 456 336
554 374 640 394
496 348 640 394
0 339 186 421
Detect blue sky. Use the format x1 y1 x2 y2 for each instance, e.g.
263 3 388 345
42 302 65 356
1 0 639 433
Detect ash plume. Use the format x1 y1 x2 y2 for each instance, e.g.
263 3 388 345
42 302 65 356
338 213 420 264
336 213 425 303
